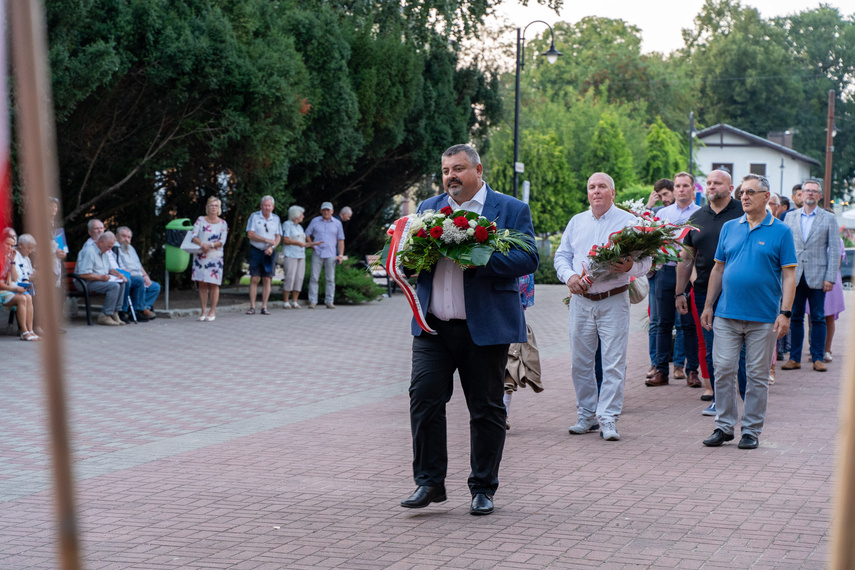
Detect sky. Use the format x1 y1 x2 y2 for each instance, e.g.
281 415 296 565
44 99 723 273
492 0 854 54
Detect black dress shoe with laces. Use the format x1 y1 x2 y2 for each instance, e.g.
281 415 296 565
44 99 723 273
400 485 447 508
470 493 494 516
738 434 759 449
702 428 734 447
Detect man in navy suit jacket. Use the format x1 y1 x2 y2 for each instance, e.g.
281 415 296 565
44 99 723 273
400 144 538 516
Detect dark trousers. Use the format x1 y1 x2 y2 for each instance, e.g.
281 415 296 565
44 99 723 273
654 266 699 374
410 314 509 496
790 275 827 363
694 288 746 399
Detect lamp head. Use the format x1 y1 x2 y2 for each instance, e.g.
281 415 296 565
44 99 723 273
543 43 562 64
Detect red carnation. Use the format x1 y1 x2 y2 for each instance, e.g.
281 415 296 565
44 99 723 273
416 228 428 239
440 206 453 216
430 226 443 239
453 216 470 229
474 225 489 243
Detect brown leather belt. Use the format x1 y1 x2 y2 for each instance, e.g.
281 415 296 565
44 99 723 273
581 284 629 301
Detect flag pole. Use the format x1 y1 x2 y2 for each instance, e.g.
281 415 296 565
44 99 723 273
8 0 81 568
832 309 855 568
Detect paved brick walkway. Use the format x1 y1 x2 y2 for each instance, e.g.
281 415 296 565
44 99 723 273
0 285 848 568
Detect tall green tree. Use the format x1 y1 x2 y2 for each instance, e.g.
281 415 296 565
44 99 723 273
484 129 581 233
584 112 635 191
685 0 803 134
644 117 685 183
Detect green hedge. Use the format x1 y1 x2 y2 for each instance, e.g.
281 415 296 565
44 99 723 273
301 251 385 304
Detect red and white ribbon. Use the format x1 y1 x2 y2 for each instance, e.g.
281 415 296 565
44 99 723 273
386 216 436 335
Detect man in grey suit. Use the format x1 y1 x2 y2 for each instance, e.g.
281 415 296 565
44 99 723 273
781 179 841 372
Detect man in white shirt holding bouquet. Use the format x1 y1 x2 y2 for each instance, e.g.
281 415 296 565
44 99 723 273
554 172 652 441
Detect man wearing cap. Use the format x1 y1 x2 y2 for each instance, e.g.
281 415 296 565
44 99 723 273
245 195 281 315
305 202 345 309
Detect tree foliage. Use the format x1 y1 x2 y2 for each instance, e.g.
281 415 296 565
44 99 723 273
584 112 636 191
644 117 685 184
29 0 513 282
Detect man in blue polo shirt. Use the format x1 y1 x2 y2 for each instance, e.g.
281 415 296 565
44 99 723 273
700 174 796 450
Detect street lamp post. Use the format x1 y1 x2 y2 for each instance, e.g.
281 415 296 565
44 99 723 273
513 21 562 199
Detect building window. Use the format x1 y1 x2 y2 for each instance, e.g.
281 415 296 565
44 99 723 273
750 163 766 176
712 163 733 175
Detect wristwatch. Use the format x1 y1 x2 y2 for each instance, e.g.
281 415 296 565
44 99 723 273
779 310 792 318
675 292 689 300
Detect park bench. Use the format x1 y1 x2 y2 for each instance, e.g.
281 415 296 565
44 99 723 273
363 254 397 297
63 261 95 325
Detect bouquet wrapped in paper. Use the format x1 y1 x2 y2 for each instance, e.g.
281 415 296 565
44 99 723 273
580 204 696 287
375 206 535 333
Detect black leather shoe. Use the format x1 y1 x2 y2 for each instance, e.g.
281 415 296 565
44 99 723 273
738 434 759 449
117 311 131 324
470 493 494 516
702 428 734 447
400 485 446 508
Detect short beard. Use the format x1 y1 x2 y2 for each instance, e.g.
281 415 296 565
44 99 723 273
804 198 817 207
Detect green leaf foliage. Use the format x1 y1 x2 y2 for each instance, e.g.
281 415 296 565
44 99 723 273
584 112 636 191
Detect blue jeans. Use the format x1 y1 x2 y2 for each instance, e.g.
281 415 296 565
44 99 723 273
693 288 746 399
674 326 686 368
122 275 162 312
648 272 659 366
654 266 698 374
789 276 826 363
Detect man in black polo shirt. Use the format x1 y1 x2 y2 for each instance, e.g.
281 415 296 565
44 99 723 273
675 170 746 415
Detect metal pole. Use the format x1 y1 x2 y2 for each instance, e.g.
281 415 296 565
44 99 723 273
512 27 522 199
824 90 835 208
9 1 81 568
688 112 694 179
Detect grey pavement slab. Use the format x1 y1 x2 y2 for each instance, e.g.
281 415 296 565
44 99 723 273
0 285 849 568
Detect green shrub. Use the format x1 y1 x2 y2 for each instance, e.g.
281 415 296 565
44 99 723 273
301 251 385 304
533 254 561 284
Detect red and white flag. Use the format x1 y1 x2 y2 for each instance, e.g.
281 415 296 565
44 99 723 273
0 0 11 275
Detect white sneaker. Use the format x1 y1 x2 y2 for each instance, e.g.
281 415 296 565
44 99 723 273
283 302 292 309
600 420 620 441
568 417 599 434
292 302 301 309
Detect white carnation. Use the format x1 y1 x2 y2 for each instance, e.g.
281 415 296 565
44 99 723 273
467 228 475 236
468 219 477 228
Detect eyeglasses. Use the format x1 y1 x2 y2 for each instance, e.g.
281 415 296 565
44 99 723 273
741 189 768 197
264 223 269 232
802 189 821 194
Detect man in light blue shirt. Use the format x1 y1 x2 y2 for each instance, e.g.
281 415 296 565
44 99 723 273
305 202 345 308
700 174 796 450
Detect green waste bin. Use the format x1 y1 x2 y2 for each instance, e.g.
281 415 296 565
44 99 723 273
165 218 194 273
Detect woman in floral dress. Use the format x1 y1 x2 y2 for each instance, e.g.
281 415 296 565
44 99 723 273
190 196 228 321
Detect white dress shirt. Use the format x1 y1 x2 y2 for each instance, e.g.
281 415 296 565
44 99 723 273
554 203 653 294
655 201 700 266
429 182 487 320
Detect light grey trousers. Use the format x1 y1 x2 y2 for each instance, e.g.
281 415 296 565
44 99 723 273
712 317 776 437
308 255 336 305
78 280 125 315
567 292 631 423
